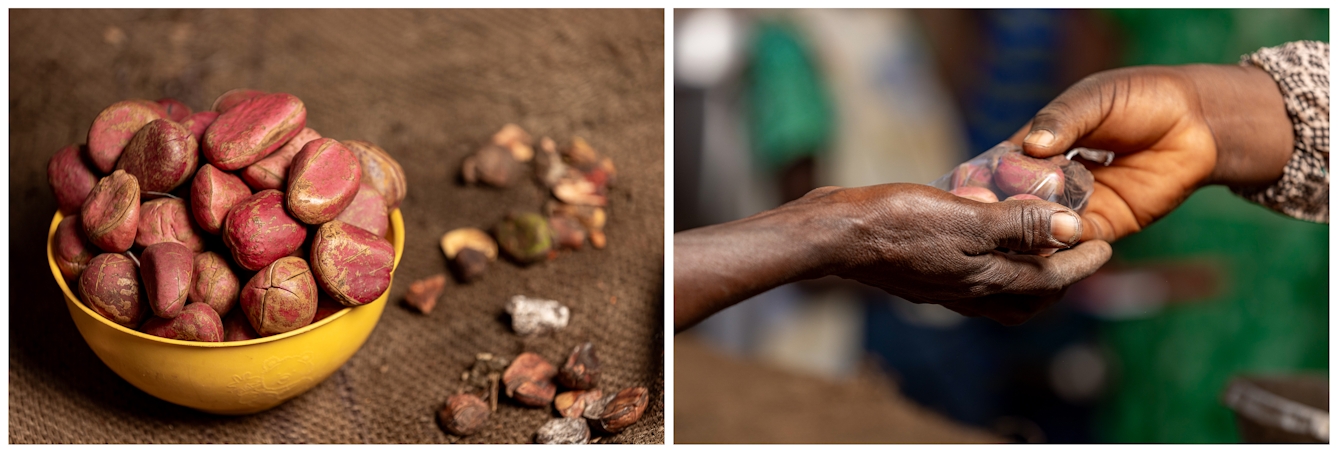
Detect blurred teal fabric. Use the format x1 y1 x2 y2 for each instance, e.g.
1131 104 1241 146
747 21 833 171
1096 9 1329 443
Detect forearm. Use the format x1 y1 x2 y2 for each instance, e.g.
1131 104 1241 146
1184 64 1294 188
673 197 847 333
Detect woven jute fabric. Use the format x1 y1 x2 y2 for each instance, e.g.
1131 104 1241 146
9 9 664 444
675 336 1002 444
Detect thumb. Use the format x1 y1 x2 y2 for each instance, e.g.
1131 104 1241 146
980 199 1083 252
1022 77 1109 158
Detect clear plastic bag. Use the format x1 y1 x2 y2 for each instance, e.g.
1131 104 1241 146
930 142 1110 213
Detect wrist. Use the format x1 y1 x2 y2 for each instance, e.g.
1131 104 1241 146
768 187 863 281
1183 64 1294 187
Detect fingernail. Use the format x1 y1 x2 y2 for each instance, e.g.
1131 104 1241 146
1050 212 1079 245
1025 130 1055 148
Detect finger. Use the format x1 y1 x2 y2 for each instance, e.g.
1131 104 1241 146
1021 77 1110 158
975 198 1084 253
989 240 1113 296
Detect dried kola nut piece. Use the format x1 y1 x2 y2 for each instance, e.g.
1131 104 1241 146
241 127 321 191
202 92 307 171
334 182 389 237
504 352 558 407
137 198 205 252
344 140 407 210
591 387 649 434
211 88 266 113
506 295 569 335
222 190 307 271
558 341 600 390
440 228 497 283
87 100 166 173
141 302 224 342
462 145 519 188
117 119 199 194
492 123 534 162
241 256 318 336
993 152 1065 199
222 308 260 341
310 220 395 307
190 164 252 235
562 137 601 170
403 273 446 315
287 138 362 225
496 212 553 264
949 186 999 203
190 251 240 318
549 214 586 250
141 242 194 318
79 253 148 328
438 393 490 437
554 389 602 419
81 170 140 252
48 144 100 215
53 215 98 281
180 111 219 145
535 418 590 444
155 98 192 122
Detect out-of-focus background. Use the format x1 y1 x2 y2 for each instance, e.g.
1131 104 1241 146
674 9 1327 443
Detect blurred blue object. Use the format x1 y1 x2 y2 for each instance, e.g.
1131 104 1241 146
961 10 1063 157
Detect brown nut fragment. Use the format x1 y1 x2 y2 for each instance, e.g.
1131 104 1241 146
344 140 407 210
190 163 253 235
562 137 601 170
137 198 206 252
546 202 607 249
87 100 166 173
554 389 602 419
240 256 318 336
81 170 140 252
553 178 607 207
549 214 586 250
140 242 194 318
557 341 600 390
403 273 446 315
503 352 558 407
53 215 98 281
241 127 321 191
590 387 649 435
462 145 519 188
79 253 148 328
535 418 590 444
189 251 240 318
48 144 100 215
440 228 497 282
495 212 553 264
141 302 224 342
438 393 490 437
491 124 534 162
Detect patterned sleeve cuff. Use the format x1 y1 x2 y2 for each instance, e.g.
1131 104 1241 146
1231 40 1329 223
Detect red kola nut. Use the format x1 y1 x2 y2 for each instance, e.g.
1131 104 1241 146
202 92 307 171
222 309 260 341
80 170 140 252
286 138 362 225
951 161 994 189
117 119 199 194
180 111 219 145
190 164 252 235
240 256 318 336
310 220 395 307
211 88 265 113
333 182 390 238
79 253 148 328
190 251 240 318
344 140 407 210
86 100 166 173
140 242 194 318
47 144 100 216
137 198 206 252
993 152 1065 199
141 302 224 342
222 190 307 271
155 98 192 122
241 127 322 191
53 215 98 281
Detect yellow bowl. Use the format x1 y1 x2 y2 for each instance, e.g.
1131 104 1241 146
45 210 404 415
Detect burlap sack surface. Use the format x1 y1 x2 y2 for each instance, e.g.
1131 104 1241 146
9 9 664 444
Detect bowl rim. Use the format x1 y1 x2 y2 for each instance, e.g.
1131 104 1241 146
47 209 404 348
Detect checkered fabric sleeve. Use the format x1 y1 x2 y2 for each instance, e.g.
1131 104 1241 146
1233 40 1329 223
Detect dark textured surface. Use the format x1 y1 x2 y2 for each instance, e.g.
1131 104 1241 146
9 9 664 444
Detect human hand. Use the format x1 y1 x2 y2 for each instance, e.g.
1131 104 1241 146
1009 64 1293 242
810 184 1112 325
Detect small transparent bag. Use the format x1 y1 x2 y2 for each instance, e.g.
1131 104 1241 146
930 142 1111 213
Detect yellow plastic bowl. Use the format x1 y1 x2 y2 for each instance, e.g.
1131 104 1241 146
45 210 404 415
